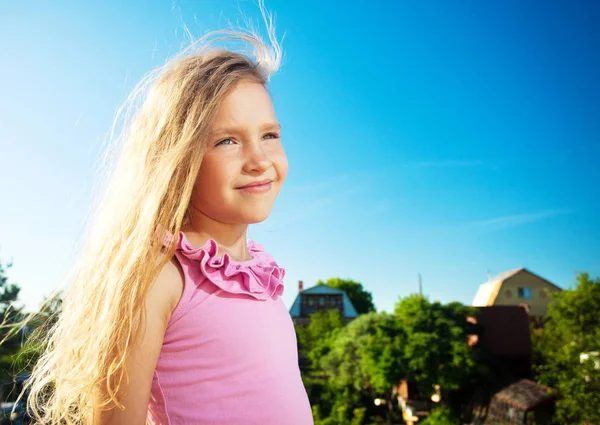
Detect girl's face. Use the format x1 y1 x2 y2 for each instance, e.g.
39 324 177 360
191 81 288 225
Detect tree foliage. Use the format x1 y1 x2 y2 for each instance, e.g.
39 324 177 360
0 259 21 317
296 309 345 371
0 258 23 379
533 272 600 425
296 310 371 425
393 295 485 395
323 295 485 396
420 406 461 425
322 312 403 394
316 278 376 315
13 291 64 373
0 256 63 379
314 295 486 423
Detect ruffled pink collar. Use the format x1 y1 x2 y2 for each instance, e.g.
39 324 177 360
174 232 284 301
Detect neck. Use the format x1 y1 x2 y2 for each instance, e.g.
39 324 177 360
184 210 250 261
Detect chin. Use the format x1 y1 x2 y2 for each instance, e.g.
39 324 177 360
232 200 276 224
238 210 272 224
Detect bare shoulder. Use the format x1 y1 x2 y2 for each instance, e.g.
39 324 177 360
149 256 184 322
95 257 184 424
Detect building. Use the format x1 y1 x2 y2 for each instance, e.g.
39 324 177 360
472 268 562 324
289 281 359 325
484 379 555 425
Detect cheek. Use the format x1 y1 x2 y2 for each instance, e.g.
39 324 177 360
273 148 289 183
195 157 232 196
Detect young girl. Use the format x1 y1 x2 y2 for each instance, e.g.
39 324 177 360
24 17 313 425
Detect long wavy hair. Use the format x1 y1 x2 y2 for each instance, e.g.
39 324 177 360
23 11 282 425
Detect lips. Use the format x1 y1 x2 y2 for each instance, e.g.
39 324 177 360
236 179 273 189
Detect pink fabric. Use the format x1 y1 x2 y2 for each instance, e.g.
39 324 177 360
147 232 313 425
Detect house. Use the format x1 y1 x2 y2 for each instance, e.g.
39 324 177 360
472 268 562 324
289 281 359 325
484 379 555 425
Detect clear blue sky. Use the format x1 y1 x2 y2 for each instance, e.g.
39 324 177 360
1 1 599 313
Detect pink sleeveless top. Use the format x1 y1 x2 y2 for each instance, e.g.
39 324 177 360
147 232 313 425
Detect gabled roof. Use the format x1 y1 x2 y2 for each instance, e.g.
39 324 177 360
289 284 359 318
472 267 561 307
473 268 521 307
493 379 555 411
298 284 346 295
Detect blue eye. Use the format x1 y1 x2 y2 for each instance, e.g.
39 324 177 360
263 132 280 140
216 138 234 146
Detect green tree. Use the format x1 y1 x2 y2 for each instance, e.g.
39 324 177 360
300 290 486 424
323 297 485 420
0 258 23 379
296 310 357 424
322 312 405 393
420 406 461 425
394 295 485 396
322 312 405 424
0 259 21 317
534 272 600 425
13 291 63 373
296 309 345 371
316 278 376 315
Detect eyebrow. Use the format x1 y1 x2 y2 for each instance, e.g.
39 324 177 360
210 122 281 136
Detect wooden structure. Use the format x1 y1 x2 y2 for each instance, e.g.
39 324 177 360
484 379 555 425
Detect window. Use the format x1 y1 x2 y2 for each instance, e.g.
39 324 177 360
308 297 314 306
330 297 337 306
518 287 532 299
319 296 325 306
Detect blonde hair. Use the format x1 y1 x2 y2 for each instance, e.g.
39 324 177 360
24 11 282 425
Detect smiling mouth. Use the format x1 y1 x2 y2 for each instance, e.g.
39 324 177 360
236 179 273 193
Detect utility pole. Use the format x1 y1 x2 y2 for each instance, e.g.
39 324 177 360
418 274 423 298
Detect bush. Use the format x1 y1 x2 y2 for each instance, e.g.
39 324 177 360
420 406 461 425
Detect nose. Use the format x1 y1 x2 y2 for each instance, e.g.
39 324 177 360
242 140 273 174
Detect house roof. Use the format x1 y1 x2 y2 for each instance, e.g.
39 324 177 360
493 379 555 411
472 267 561 307
299 284 347 295
289 284 359 318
